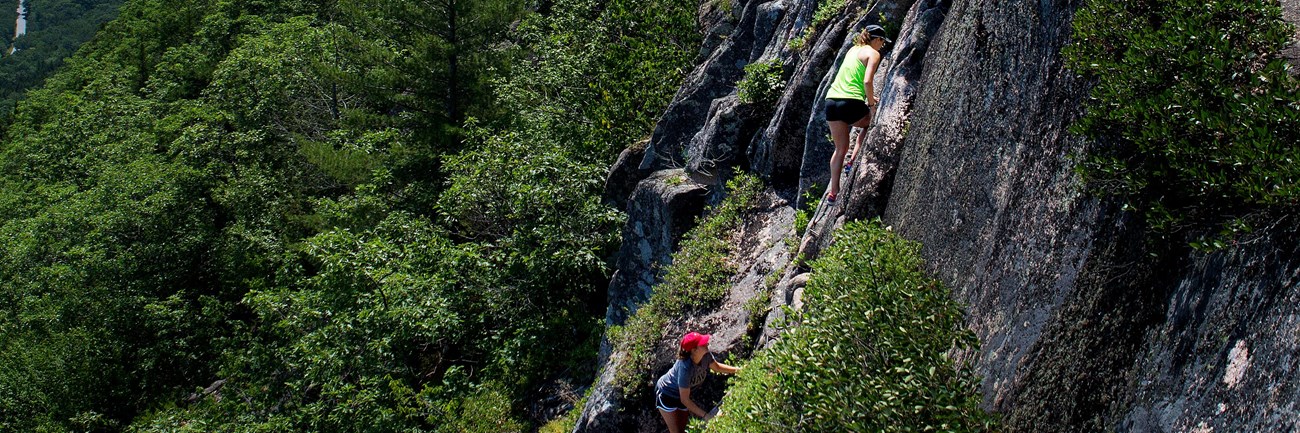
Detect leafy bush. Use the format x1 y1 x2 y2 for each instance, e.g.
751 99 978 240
794 188 822 237
610 172 765 393
707 219 997 433
708 0 734 16
1066 0 1300 242
737 59 786 106
787 0 848 52
500 0 701 159
811 0 849 29
786 36 806 52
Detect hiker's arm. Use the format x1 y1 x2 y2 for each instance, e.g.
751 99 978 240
710 360 740 375
862 50 882 106
679 387 710 418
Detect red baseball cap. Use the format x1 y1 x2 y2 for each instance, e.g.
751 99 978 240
680 332 711 351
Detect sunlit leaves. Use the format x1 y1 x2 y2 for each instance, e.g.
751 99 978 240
707 220 995 433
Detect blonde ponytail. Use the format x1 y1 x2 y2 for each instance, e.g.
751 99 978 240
853 29 871 46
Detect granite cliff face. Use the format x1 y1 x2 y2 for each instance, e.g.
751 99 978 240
576 0 1300 432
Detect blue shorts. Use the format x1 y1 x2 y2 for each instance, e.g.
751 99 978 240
824 97 870 123
656 391 688 412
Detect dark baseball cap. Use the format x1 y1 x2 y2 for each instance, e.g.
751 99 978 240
864 24 892 43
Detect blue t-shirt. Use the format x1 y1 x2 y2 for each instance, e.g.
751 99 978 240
655 352 714 398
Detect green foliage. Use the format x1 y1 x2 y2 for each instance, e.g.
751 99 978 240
709 0 734 16
788 0 848 52
338 0 523 148
794 188 822 237
539 394 588 433
439 124 623 267
707 220 997 433
610 173 765 393
812 0 850 29
297 129 392 188
0 157 218 431
1066 0 1300 240
785 35 805 52
736 58 786 106
1 0 703 430
740 288 771 352
500 0 701 159
0 0 124 115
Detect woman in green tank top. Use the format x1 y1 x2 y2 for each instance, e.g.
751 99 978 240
823 25 889 203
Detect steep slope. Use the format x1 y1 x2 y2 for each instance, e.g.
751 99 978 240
580 0 1300 432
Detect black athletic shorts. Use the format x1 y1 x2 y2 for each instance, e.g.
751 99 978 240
656 390 688 412
824 97 870 123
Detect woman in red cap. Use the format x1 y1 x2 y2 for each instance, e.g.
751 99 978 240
654 331 741 432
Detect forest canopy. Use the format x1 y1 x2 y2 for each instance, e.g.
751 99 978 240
1 0 124 115
0 0 701 431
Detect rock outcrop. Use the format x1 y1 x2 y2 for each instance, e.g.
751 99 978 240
579 0 1300 431
602 169 712 329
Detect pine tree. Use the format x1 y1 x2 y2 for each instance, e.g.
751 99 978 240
340 0 523 147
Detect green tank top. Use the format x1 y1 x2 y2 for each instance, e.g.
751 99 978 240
826 46 867 101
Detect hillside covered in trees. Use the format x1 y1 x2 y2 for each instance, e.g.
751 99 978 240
0 0 701 430
1 0 125 114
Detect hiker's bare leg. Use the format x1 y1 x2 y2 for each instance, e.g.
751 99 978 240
676 411 690 432
828 120 851 198
844 128 856 166
851 110 872 159
660 409 686 433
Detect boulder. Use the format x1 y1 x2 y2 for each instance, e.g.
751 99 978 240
684 95 765 175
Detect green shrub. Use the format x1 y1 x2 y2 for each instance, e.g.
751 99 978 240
788 0 848 52
794 188 822 237
811 0 849 29
709 0 734 16
737 59 786 106
1 0 702 430
786 36 806 52
539 393 589 433
1066 0 1300 243
610 172 765 393
706 219 997 433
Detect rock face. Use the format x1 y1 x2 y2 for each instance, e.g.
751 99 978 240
576 182 797 433
580 0 1300 431
1119 224 1300 431
879 0 1102 421
602 169 712 329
